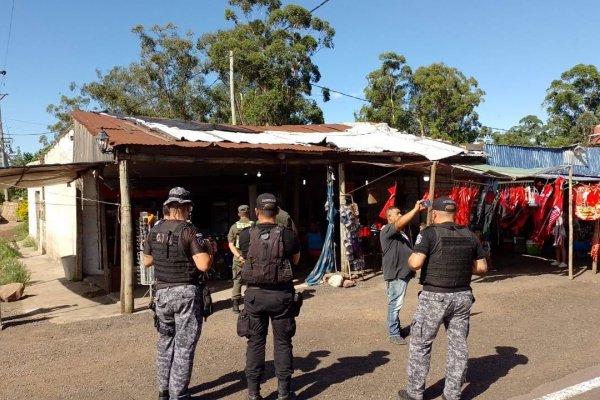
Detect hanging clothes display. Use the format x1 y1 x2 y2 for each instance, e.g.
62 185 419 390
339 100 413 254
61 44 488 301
307 166 337 286
341 201 366 275
378 183 397 220
574 184 600 221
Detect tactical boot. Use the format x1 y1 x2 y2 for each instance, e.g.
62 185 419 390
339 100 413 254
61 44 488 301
398 389 419 400
247 394 263 400
277 379 296 400
158 390 169 400
232 298 240 314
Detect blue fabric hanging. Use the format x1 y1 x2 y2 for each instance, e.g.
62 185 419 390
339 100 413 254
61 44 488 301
306 166 337 286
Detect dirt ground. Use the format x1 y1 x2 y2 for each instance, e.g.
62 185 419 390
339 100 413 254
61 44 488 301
1 224 600 399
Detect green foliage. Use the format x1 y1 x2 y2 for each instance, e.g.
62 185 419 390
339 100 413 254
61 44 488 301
492 115 546 146
83 24 214 121
22 236 38 250
0 256 30 286
16 200 28 222
358 55 484 144
543 64 600 146
198 0 335 125
355 52 413 131
46 82 91 138
0 238 21 259
15 222 29 241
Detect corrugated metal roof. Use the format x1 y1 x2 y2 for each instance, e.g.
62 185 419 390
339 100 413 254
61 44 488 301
0 162 107 188
484 144 600 177
72 112 467 160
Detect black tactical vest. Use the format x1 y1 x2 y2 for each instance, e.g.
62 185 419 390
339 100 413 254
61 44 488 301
241 225 293 285
420 223 474 288
150 220 198 285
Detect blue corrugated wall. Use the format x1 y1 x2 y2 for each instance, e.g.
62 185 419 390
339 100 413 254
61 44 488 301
484 144 600 177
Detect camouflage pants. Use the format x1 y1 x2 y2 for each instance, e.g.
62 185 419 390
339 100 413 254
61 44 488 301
407 290 473 400
231 259 244 300
155 285 203 399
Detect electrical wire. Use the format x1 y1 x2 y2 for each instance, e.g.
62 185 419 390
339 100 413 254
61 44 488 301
1 0 15 85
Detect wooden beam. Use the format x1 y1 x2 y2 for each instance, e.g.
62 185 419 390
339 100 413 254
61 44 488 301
119 159 134 313
568 165 574 280
338 163 348 275
427 161 438 225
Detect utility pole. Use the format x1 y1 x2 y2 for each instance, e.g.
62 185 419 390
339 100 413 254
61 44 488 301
0 93 9 202
229 50 236 125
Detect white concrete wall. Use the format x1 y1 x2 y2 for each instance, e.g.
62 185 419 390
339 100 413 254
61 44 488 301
27 187 38 239
35 133 77 262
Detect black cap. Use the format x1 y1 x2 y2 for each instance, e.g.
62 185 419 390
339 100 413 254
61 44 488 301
432 196 457 212
256 193 278 210
164 187 193 206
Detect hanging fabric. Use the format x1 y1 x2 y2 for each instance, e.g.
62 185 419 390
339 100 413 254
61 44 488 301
379 182 397 219
574 184 600 221
306 166 337 286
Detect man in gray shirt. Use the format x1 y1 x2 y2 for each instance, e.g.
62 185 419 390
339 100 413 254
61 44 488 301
380 201 426 345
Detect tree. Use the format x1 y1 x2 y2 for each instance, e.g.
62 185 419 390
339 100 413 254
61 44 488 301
198 0 335 125
83 24 214 121
544 64 600 146
493 115 546 146
355 52 413 132
410 63 485 144
45 82 91 142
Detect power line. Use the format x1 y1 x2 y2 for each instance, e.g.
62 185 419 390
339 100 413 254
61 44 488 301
309 0 332 13
1 0 15 83
311 82 510 132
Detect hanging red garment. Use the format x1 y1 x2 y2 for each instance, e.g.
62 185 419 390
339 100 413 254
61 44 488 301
574 184 600 221
379 183 397 220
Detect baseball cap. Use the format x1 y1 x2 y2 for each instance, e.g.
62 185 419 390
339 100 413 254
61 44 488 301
164 187 193 206
256 193 278 210
432 196 457 212
238 204 249 212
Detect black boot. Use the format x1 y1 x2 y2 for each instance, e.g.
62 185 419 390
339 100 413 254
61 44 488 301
247 380 262 400
232 298 240 314
277 379 296 400
158 390 169 400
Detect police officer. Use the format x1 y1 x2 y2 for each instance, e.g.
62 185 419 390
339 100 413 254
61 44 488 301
398 196 487 400
227 204 254 313
143 187 213 400
238 193 301 400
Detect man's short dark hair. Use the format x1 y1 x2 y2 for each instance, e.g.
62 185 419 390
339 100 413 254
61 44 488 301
257 209 277 219
162 205 170 217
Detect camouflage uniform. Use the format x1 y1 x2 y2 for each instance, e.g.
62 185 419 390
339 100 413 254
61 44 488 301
228 216 253 301
155 285 203 399
406 290 473 400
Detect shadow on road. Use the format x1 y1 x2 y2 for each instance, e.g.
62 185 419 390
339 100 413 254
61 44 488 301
425 346 528 400
1 304 73 321
191 350 390 400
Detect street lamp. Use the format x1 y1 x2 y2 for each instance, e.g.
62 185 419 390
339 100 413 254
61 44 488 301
96 127 113 153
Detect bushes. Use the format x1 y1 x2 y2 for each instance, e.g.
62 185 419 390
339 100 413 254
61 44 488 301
16 200 28 222
0 239 30 286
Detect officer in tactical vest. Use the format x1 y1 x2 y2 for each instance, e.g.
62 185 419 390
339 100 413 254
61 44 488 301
237 193 301 400
143 187 213 400
228 204 254 313
398 196 487 400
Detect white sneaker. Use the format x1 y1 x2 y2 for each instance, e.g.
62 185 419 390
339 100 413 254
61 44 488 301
550 261 560 266
559 262 567 268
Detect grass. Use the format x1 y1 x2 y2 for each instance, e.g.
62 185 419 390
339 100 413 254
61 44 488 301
0 238 30 286
15 221 29 241
22 236 38 250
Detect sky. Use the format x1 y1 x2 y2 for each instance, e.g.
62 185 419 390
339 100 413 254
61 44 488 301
1 0 599 155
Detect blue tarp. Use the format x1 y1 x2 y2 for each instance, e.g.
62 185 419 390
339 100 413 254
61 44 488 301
306 166 337 285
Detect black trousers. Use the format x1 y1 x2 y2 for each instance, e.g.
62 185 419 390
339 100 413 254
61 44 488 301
243 287 297 390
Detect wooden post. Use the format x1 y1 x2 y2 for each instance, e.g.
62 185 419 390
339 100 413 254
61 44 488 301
338 163 349 275
229 50 236 125
568 165 574 280
119 159 134 313
426 161 438 225
592 220 599 274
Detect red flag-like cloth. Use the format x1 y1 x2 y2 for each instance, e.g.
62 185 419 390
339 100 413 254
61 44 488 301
379 183 397 220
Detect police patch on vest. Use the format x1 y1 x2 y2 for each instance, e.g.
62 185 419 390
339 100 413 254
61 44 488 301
415 234 423 245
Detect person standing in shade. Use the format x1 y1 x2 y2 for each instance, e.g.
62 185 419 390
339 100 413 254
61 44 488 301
398 196 487 400
228 204 254 313
380 202 426 345
143 187 213 400
238 193 301 400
